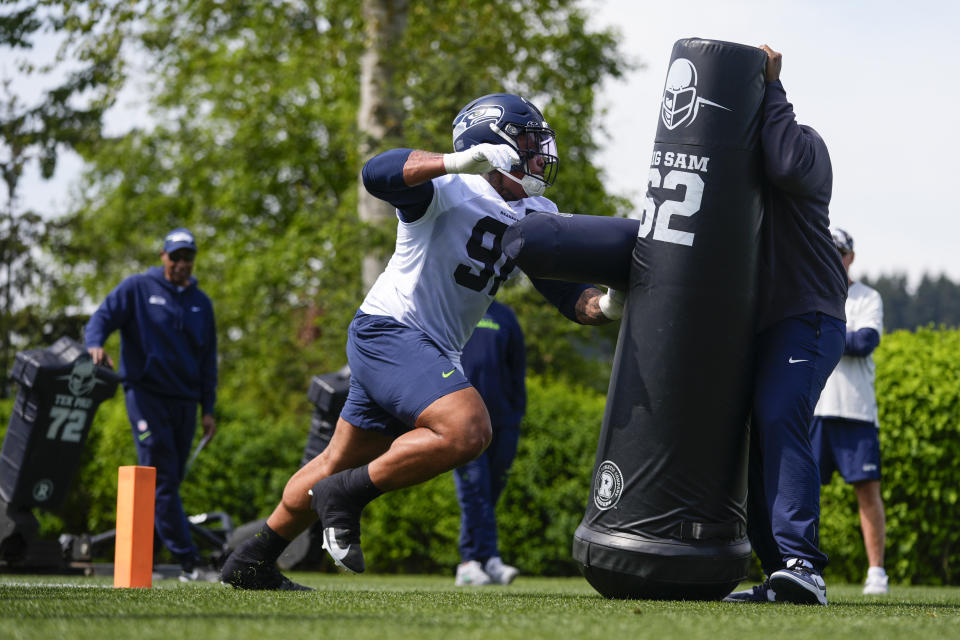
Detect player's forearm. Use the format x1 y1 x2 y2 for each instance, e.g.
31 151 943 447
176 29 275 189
575 287 611 325
402 150 447 186
844 327 880 357
403 143 520 186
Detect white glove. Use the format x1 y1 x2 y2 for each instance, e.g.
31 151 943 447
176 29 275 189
598 288 626 320
443 143 520 175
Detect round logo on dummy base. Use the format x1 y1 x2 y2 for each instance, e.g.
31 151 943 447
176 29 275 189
32 479 54 502
593 460 624 511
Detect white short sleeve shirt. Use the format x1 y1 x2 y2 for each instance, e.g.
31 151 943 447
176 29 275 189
814 281 884 425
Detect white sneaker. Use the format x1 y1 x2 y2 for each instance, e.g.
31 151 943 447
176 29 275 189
179 567 219 583
863 569 889 595
484 556 519 585
455 560 492 586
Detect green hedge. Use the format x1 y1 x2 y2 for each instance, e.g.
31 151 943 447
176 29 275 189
0 375 604 574
3 328 958 583
0 389 306 549
362 376 605 575
820 327 960 585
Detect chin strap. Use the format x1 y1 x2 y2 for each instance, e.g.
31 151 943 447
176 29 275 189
489 122 547 198
495 168 546 198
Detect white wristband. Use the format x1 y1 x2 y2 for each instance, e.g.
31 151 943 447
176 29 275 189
443 143 519 175
443 150 478 174
598 288 625 320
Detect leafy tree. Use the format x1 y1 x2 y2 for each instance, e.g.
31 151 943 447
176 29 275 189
356 0 407 289
863 272 960 332
0 84 88 397
0 83 33 397
8 0 631 413
862 273 911 333
0 4 121 394
913 274 960 329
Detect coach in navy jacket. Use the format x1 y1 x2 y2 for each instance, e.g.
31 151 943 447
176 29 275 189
85 227 218 579
453 301 526 586
726 46 848 606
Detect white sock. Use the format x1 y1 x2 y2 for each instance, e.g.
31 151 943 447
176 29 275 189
867 566 887 578
786 557 814 570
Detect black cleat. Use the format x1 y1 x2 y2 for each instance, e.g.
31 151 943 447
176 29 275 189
321 526 365 574
220 553 313 591
310 475 366 574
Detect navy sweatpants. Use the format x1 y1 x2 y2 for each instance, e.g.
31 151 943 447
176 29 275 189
747 312 845 576
453 425 520 563
125 387 199 564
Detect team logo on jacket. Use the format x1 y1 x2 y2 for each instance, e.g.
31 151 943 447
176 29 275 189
166 230 194 245
148 295 166 305
661 58 731 130
593 460 624 511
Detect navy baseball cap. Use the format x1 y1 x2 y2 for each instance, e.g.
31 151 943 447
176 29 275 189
831 227 854 254
163 228 197 254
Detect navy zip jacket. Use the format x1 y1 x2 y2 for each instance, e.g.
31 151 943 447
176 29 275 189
461 301 526 429
757 80 847 331
85 266 218 414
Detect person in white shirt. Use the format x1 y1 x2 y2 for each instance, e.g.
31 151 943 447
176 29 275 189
220 93 622 589
811 227 889 595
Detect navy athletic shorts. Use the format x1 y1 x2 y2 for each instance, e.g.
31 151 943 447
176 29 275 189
340 312 472 435
810 416 882 484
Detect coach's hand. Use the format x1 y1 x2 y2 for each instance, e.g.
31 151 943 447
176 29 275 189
202 413 217 442
87 346 115 369
760 44 782 82
444 143 519 175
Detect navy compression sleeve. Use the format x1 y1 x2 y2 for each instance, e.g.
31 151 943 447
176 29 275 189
844 327 880 357
361 148 435 222
531 278 591 324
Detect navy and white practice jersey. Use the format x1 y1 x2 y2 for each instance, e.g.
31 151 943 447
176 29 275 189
360 173 558 366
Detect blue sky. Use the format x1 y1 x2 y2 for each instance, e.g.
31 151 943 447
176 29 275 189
8 0 959 285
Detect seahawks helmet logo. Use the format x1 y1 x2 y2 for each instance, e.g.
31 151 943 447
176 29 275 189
661 58 731 130
452 106 504 150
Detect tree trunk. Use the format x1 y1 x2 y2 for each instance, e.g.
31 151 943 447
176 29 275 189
357 0 408 291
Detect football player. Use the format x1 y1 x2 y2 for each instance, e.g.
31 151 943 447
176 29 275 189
221 93 622 589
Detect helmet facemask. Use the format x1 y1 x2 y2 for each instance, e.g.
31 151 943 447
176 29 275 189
490 122 558 198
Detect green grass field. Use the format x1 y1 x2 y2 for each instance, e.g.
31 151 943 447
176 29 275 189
2 573 959 640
